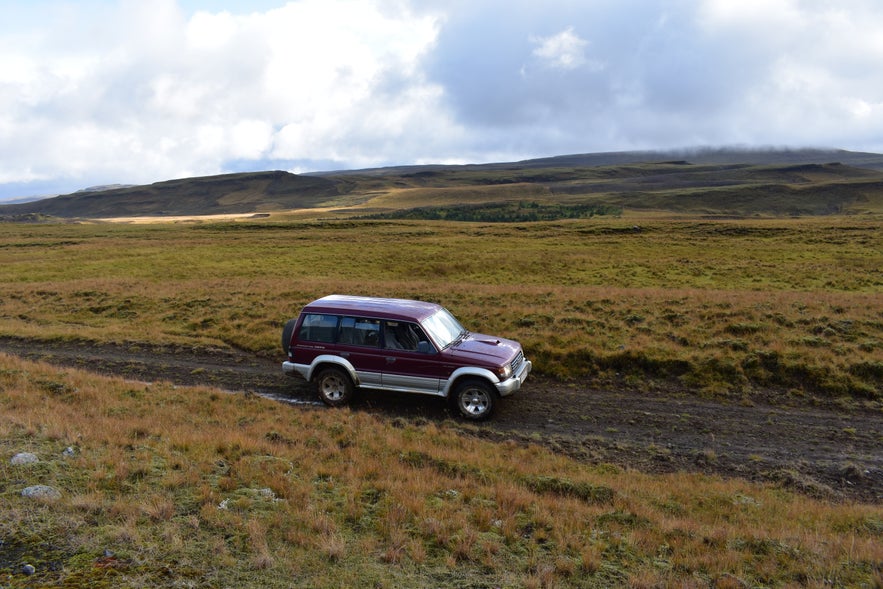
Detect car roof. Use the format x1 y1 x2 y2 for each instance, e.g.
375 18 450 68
302 295 443 322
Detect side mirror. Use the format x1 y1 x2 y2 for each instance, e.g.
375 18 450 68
416 341 435 354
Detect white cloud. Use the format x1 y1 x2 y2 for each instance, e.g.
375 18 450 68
0 0 447 191
693 0 883 148
531 27 593 71
2 0 883 199
698 0 804 29
230 119 274 159
186 10 238 50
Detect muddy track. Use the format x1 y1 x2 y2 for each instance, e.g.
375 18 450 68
1 336 880 503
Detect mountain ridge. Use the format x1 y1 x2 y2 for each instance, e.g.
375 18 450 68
308 147 883 175
2 148 882 220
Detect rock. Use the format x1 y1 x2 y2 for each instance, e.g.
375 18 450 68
10 452 38 465
21 485 61 501
256 488 276 500
62 447 76 457
22 563 36 575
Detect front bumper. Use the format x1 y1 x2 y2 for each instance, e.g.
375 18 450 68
495 358 532 397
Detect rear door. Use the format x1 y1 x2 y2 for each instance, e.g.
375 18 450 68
336 316 383 388
291 312 339 367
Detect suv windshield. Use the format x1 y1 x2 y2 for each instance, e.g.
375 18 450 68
421 308 467 349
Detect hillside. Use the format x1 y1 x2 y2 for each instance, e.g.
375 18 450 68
323 147 883 175
2 148 883 220
515 146 883 171
354 161 883 220
0 171 340 219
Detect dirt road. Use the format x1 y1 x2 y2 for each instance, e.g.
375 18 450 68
1 336 879 503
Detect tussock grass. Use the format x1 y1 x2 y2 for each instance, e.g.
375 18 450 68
1 355 880 587
0 216 880 402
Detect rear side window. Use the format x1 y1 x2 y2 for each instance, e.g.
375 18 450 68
298 314 340 343
339 317 380 347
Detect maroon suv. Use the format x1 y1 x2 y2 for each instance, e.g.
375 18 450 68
282 295 531 420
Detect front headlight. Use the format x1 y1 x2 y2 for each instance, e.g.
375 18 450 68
496 364 512 379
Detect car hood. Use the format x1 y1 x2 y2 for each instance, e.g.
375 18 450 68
446 333 521 365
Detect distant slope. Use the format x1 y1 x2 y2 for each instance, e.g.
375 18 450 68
351 161 883 218
2 149 882 220
315 148 883 176
0 171 340 219
512 147 883 172
321 148 883 218
545 162 883 215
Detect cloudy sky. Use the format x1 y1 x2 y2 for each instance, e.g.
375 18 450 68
2 0 882 200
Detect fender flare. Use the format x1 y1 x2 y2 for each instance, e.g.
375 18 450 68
307 355 359 385
442 367 500 398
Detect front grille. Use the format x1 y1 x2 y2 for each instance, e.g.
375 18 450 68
510 351 524 374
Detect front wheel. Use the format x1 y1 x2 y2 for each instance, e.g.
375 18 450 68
453 379 496 421
315 367 354 407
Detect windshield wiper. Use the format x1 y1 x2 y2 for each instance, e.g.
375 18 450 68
443 330 470 350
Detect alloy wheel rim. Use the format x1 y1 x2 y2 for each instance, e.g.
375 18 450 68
461 389 489 415
323 377 344 400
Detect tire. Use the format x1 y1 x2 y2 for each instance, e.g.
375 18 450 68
315 367 354 407
281 318 297 355
453 379 496 421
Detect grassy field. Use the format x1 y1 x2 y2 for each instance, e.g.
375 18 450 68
1 354 881 587
0 215 880 404
1 211 882 586
2 155 882 586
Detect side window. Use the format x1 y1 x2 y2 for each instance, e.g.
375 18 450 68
384 321 428 351
298 314 340 343
339 317 380 347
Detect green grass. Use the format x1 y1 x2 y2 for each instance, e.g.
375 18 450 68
364 200 622 222
1 354 880 588
0 216 880 403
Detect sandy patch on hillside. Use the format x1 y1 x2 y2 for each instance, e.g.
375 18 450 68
95 213 272 224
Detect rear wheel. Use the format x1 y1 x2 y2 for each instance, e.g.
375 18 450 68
315 367 354 407
453 379 496 421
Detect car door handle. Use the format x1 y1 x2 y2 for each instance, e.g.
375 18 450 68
385 357 396 364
